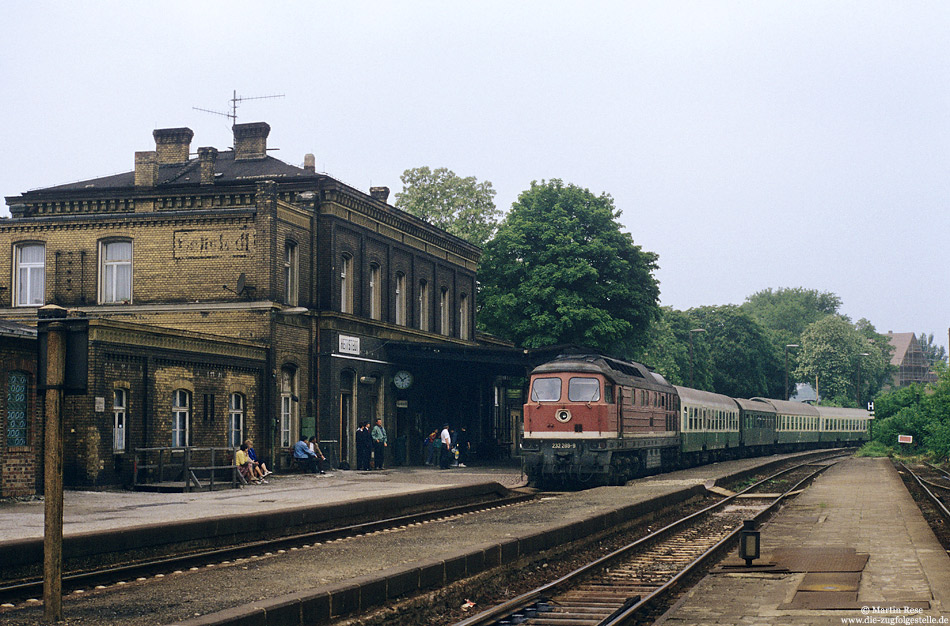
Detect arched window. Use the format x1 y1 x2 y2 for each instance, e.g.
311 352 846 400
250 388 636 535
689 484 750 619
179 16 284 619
6 371 28 447
14 243 45 307
283 241 298 306
369 264 381 320
418 280 429 331
280 367 298 447
340 254 353 313
172 389 190 447
459 294 469 339
439 287 450 336
113 388 127 452
394 272 406 326
228 393 245 448
100 239 132 304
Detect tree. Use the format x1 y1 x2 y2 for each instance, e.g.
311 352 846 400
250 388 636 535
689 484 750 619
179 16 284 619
394 166 500 247
685 305 783 398
635 307 712 389
794 316 892 406
478 179 660 358
742 287 842 349
918 332 948 367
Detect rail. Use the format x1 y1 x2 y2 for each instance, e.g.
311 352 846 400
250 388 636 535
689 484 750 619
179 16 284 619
132 446 243 491
454 455 842 626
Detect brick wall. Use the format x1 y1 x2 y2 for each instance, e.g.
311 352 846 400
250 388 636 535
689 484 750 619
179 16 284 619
0 336 40 497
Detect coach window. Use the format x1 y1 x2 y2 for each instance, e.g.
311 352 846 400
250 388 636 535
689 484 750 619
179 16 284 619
568 377 601 402
172 389 190 447
113 388 128 453
283 241 298 306
14 242 45 307
394 273 407 326
6 371 29 447
530 377 562 402
100 239 132 304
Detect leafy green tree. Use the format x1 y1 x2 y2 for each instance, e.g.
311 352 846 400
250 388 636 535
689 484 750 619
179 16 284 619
742 287 841 348
394 166 500 247
635 307 712 389
872 364 950 457
794 316 892 406
684 305 783 398
918 332 948 366
478 179 660 357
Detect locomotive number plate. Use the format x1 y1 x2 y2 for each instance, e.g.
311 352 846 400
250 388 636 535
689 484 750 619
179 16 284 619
551 443 576 449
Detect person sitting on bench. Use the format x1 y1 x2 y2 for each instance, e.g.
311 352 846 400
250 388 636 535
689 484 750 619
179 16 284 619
293 434 322 473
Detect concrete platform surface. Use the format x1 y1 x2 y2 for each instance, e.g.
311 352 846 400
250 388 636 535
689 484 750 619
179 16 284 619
658 457 950 626
0 464 528 543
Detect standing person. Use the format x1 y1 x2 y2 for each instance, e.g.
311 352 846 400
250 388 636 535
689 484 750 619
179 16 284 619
423 431 438 466
293 434 320 474
439 423 453 469
456 426 470 468
371 418 388 470
356 421 372 471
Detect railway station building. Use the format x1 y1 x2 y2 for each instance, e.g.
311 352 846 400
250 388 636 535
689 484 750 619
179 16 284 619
0 122 527 489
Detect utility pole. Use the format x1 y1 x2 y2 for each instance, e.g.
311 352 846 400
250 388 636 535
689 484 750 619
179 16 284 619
39 305 67 623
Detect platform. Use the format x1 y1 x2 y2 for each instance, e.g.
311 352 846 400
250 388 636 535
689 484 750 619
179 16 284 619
657 457 950 625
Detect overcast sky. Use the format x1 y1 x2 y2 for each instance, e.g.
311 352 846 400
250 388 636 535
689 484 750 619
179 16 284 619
3 1 948 349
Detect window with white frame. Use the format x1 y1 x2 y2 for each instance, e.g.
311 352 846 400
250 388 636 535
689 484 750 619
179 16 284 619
228 393 244 448
369 264 381 320
113 388 127 452
280 367 297 447
15 243 45 307
340 254 354 314
283 241 298 306
439 287 450 335
172 389 190 447
459 294 469 339
100 240 132 304
418 280 429 331
394 272 406 326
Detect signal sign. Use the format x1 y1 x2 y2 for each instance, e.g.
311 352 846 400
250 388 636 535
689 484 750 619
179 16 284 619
898 434 913 444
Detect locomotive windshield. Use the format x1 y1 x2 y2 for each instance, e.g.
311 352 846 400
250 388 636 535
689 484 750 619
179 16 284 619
530 377 562 402
568 377 601 402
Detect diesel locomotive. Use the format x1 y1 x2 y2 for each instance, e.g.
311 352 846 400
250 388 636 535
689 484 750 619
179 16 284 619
521 353 870 486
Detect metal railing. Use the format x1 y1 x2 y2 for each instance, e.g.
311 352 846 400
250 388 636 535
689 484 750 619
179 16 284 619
133 446 243 491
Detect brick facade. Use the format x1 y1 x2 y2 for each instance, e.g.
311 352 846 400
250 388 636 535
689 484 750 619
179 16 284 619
0 121 517 487
0 325 40 496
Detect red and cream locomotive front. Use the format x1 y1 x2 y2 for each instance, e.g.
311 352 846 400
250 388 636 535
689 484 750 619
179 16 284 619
524 372 616 438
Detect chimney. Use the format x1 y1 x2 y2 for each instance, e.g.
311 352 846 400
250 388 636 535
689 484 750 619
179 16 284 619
134 151 158 187
303 153 316 173
233 122 270 160
198 147 218 185
370 186 390 203
152 127 194 165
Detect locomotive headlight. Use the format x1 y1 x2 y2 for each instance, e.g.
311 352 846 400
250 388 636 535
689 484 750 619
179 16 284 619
555 409 572 423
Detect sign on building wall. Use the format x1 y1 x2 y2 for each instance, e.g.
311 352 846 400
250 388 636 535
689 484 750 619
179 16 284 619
339 335 360 355
173 230 255 259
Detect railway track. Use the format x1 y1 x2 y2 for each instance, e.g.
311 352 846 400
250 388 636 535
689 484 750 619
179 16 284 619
0 491 533 606
899 461 950 522
452 457 840 626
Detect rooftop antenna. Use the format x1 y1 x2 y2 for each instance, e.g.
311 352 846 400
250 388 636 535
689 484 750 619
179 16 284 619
193 89 285 124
